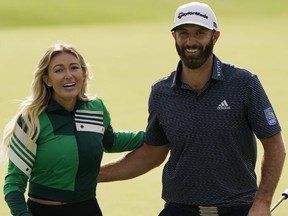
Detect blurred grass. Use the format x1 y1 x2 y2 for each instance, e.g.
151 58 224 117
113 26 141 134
0 0 287 28
0 0 182 27
0 0 288 215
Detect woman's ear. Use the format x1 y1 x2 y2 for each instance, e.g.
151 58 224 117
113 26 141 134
82 68 87 80
43 75 52 87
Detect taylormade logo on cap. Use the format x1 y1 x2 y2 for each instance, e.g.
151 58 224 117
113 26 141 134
178 11 208 20
171 2 218 31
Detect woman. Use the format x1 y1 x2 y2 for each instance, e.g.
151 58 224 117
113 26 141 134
2 42 144 216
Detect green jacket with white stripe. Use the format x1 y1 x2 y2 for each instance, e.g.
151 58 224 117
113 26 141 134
4 98 144 213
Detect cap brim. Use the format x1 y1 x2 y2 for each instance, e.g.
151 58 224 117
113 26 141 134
171 21 214 32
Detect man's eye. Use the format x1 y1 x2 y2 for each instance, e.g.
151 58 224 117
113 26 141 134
196 31 204 35
179 32 189 38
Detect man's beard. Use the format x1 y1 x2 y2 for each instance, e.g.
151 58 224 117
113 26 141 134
175 36 214 69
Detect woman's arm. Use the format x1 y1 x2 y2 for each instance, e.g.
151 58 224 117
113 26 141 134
98 143 170 182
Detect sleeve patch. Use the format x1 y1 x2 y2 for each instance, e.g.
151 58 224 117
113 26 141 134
264 107 277 126
8 124 37 177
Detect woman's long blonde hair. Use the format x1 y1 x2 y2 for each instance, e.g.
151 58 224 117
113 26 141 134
1 42 93 151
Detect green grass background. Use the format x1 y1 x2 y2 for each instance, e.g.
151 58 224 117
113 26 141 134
0 0 288 215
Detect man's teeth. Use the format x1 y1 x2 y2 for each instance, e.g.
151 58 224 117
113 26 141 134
63 82 76 87
186 48 198 53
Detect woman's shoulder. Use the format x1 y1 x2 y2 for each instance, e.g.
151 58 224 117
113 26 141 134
81 97 107 111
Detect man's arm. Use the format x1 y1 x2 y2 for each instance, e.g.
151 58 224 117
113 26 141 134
98 143 170 182
248 132 286 216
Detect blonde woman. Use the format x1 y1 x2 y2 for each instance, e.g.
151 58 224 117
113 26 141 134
2 42 144 216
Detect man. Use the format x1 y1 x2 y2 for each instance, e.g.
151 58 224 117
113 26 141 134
98 2 286 216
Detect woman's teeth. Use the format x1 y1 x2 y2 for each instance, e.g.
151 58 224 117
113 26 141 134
63 82 76 87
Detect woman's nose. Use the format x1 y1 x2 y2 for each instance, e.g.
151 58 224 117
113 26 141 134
65 69 73 78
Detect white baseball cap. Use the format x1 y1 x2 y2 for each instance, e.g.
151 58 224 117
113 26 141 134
171 2 218 31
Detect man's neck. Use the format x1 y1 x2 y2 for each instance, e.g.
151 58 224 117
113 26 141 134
180 55 213 93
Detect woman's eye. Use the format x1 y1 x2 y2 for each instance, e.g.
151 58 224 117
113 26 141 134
71 66 80 70
54 68 62 73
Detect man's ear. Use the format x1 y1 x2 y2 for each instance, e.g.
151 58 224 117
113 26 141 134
43 75 52 87
172 31 176 39
213 31 220 45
